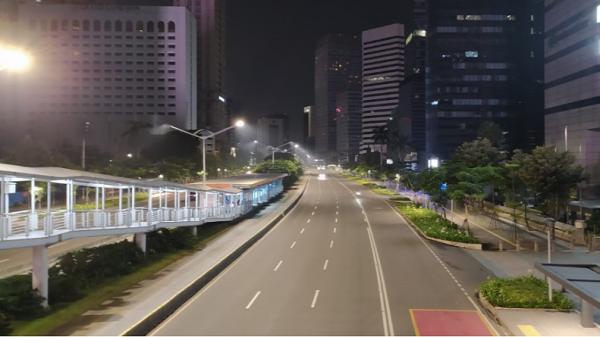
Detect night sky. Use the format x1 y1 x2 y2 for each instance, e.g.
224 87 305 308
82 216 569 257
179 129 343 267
226 0 413 140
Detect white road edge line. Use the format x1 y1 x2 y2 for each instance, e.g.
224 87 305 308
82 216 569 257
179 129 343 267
290 241 297 249
383 199 500 336
335 177 394 336
245 291 261 309
323 259 329 271
310 289 320 308
273 260 283 272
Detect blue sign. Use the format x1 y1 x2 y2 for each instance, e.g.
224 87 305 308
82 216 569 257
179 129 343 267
440 183 448 192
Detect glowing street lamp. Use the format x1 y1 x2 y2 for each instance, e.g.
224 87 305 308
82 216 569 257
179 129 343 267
0 46 32 72
162 119 245 185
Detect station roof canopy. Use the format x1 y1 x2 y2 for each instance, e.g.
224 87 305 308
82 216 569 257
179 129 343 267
536 263 600 307
189 173 287 191
0 163 223 193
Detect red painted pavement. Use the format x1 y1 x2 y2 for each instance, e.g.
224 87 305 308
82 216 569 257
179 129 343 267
411 309 494 336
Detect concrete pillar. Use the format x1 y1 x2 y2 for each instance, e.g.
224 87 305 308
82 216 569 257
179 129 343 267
134 232 146 253
581 299 595 328
32 245 48 307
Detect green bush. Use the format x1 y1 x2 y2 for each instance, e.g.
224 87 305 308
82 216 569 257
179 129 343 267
50 240 144 289
0 311 9 335
0 275 45 319
48 273 83 304
396 203 478 244
147 227 197 254
480 276 573 310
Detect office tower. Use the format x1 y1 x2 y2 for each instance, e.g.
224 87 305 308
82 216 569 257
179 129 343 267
0 2 197 155
336 90 362 165
545 0 600 185
174 0 227 151
360 23 405 156
314 34 361 160
424 0 544 159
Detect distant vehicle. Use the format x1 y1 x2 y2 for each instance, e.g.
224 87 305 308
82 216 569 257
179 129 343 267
318 173 326 180
317 165 325 170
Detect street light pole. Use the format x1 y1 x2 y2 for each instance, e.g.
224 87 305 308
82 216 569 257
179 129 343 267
81 121 90 170
168 120 244 186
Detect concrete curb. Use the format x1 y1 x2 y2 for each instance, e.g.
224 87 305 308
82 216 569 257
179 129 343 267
390 202 483 250
121 178 309 336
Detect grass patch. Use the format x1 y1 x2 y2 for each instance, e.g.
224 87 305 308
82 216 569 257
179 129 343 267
480 276 573 310
395 203 478 244
9 223 231 336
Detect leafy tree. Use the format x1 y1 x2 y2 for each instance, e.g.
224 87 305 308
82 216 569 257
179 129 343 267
448 166 504 210
415 167 448 206
452 138 504 168
121 121 152 157
513 146 585 219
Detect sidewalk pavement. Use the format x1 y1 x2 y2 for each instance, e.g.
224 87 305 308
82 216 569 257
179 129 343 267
386 182 600 335
59 177 308 336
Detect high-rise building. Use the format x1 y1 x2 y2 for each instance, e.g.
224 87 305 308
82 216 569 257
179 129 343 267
360 23 406 156
0 2 197 155
424 0 544 159
545 0 600 185
257 115 286 147
174 0 227 151
314 34 361 159
335 90 362 164
303 105 313 147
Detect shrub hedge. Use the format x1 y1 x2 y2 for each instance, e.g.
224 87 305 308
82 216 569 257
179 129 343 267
396 203 479 244
480 276 573 310
1 226 203 333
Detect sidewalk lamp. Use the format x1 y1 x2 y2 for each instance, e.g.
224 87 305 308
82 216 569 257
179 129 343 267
158 119 245 185
427 157 439 169
126 153 133 158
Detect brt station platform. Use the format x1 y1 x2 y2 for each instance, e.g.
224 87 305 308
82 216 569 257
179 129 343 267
0 162 285 305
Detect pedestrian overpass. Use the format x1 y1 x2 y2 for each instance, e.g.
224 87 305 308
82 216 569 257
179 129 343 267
0 162 286 305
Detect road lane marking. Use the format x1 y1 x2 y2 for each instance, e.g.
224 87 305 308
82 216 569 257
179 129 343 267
329 240 334 248
382 198 499 336
310 290 320 308
307 219 311 223
312 211 315 216
323 259 329 270
335 218 338 223
290 241 297 249
335 177 394 336
145 177 313 336
273 260 283 272
518 325 541 336
300 228 305 234
245 291 261 309
333 227 336 233
336 211 339 215
0 259 9 264
314 206 318 210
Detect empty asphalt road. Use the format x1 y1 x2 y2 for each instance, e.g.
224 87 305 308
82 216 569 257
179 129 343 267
151 174 498 335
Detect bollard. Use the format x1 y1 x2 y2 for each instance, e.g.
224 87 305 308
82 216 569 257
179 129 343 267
498 240 503 251
534 240 539 252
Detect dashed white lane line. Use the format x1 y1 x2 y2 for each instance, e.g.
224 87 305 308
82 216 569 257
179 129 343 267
290 241 296 249
310 290 320 309
335 218 338 223
0 259 9 264
312 211 315 216
336 211 339 215
273 260 283 272
333 227 336 233
314 206 318 210
329 240 334 248
300 228 305 234
323 259 329 270
307 219 311 223
245 291 261 309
